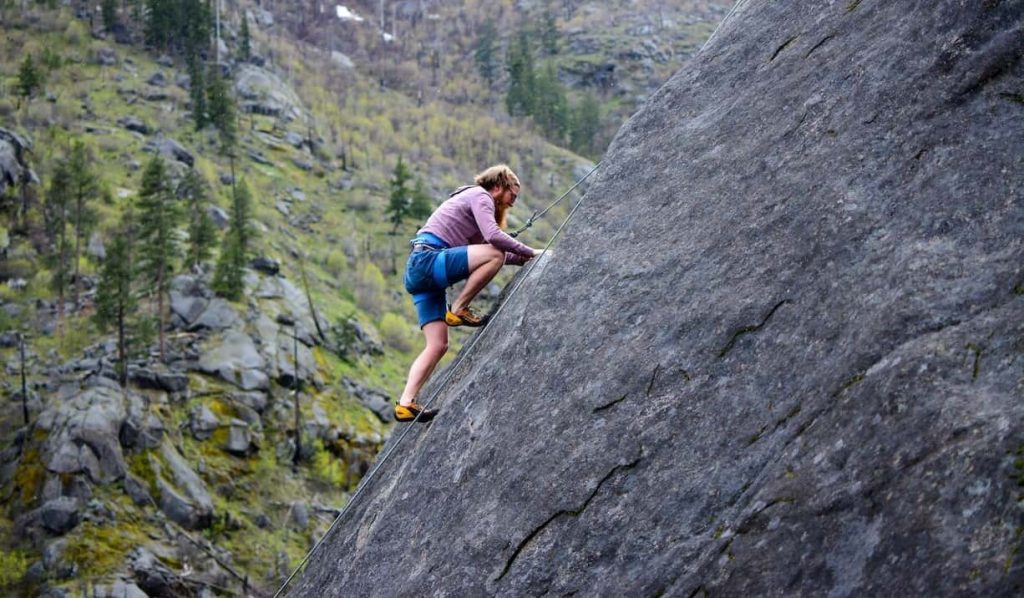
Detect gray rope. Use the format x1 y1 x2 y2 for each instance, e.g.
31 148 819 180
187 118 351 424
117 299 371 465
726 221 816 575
701 0 747 52
272 165 600 597
510 162 601 238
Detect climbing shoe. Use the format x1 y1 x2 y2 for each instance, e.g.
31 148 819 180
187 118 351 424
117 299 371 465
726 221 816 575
445 306 488 327
394 401 437 423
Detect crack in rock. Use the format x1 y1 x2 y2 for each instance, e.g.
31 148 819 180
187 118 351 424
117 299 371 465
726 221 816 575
717 300 790 358
494 452 644 582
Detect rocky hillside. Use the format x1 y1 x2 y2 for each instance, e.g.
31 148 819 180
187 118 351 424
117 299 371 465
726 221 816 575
290 0 1024 595
1 0 741 589
0 1 608 594
258 0 732 154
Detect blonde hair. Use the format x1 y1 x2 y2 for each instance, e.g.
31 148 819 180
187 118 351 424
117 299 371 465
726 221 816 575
474 164 520 229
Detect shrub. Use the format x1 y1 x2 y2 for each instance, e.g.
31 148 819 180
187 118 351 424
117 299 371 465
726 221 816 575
64 20 87 46
378 312 413 352
310 439 347 487
322 249 348 280
353 260 385 316
0 548 30 588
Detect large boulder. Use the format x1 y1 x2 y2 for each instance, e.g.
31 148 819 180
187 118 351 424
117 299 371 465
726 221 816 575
0 128 37 196
36 386 128 484
152 441 214 529
36 497 80 535
197 330 270 391
234 64 306 122
291 2 1024 597
144 136 195 168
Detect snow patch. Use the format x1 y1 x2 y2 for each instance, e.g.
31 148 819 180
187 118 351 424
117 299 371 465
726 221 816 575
336 5 364 21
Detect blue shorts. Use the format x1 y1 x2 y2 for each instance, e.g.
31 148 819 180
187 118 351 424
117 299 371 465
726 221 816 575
404 233 470 327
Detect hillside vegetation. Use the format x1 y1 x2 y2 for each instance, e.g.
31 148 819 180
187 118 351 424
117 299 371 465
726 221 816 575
0 0 725 594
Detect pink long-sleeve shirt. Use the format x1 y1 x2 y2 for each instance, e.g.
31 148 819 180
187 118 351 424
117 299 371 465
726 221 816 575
418 186 536 266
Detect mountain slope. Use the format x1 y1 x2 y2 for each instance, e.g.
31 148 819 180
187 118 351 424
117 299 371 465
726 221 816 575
291 0 1024 595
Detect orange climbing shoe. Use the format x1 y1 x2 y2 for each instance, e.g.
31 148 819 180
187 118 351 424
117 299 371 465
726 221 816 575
445 306 488 327
394 401 437 423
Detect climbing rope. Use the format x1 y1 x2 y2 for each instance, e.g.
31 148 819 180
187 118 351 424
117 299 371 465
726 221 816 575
701 0 748 51
510 162 601 238
272 164 601 597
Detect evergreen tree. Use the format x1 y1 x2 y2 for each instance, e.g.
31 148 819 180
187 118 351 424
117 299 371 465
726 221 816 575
207 65 237 153
540 3 560 56
505 29 535 117
239 14 252 62
178 169 217 270
474 19 498 87
188 53 208 130
409 177 434 222
533 62 569 142
570 90 601 156
136 155 182 361
94 210 140 387
68 142 98 309
144 0 175 50
44 161 73 332
16 53 42 104
386 156 413 234
145 0 209 56
213 180 252 301
101 0 118 31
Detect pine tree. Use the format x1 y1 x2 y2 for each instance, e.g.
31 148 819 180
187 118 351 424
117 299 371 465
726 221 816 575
94 210 140 387
570 90 602 157
505 29 535 117
386 156 413 234
474 19 498 87
213 180 252 301
206 64 237 153
179 169 217 270
16 53 41 105
540 3 560 56
144 0 174 51
239 14 252 62
101 0 118 31
136 155 182 361
408 177 433 222
68 142 98 309
188 53 208 130
44 161 73 333
533 62 570 143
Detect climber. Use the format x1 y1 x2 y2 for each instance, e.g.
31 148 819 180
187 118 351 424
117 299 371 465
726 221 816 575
395 164 540 423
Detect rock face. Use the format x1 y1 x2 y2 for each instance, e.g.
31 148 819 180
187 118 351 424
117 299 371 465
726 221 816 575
234 64 306 122
293 2 1024 597
0 128 37 195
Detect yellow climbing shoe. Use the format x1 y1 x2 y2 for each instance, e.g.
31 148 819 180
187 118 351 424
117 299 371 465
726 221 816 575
394 401 437 423
445 306 487 327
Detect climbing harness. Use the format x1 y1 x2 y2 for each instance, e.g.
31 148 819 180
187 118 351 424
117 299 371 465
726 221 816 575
272 163 601 597
509 162 602 238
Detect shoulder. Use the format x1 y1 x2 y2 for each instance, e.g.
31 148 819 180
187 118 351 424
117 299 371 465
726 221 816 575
463 186 494 209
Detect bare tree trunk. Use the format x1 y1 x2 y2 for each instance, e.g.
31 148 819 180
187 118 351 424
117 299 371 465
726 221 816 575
117 302 127 386
57 228 66 337
20 332 28 425
291 324 301 469
157 265 165 361
73 197 82 310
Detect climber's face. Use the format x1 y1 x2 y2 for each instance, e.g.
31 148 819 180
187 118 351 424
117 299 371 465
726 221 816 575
496 184 519 209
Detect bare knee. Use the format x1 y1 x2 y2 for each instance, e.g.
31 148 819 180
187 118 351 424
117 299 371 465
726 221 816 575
426 339 448 358
486 245 504 265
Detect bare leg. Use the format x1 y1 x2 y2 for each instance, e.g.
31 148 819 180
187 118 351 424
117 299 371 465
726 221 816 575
399 320 448 406
450 244 504 314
